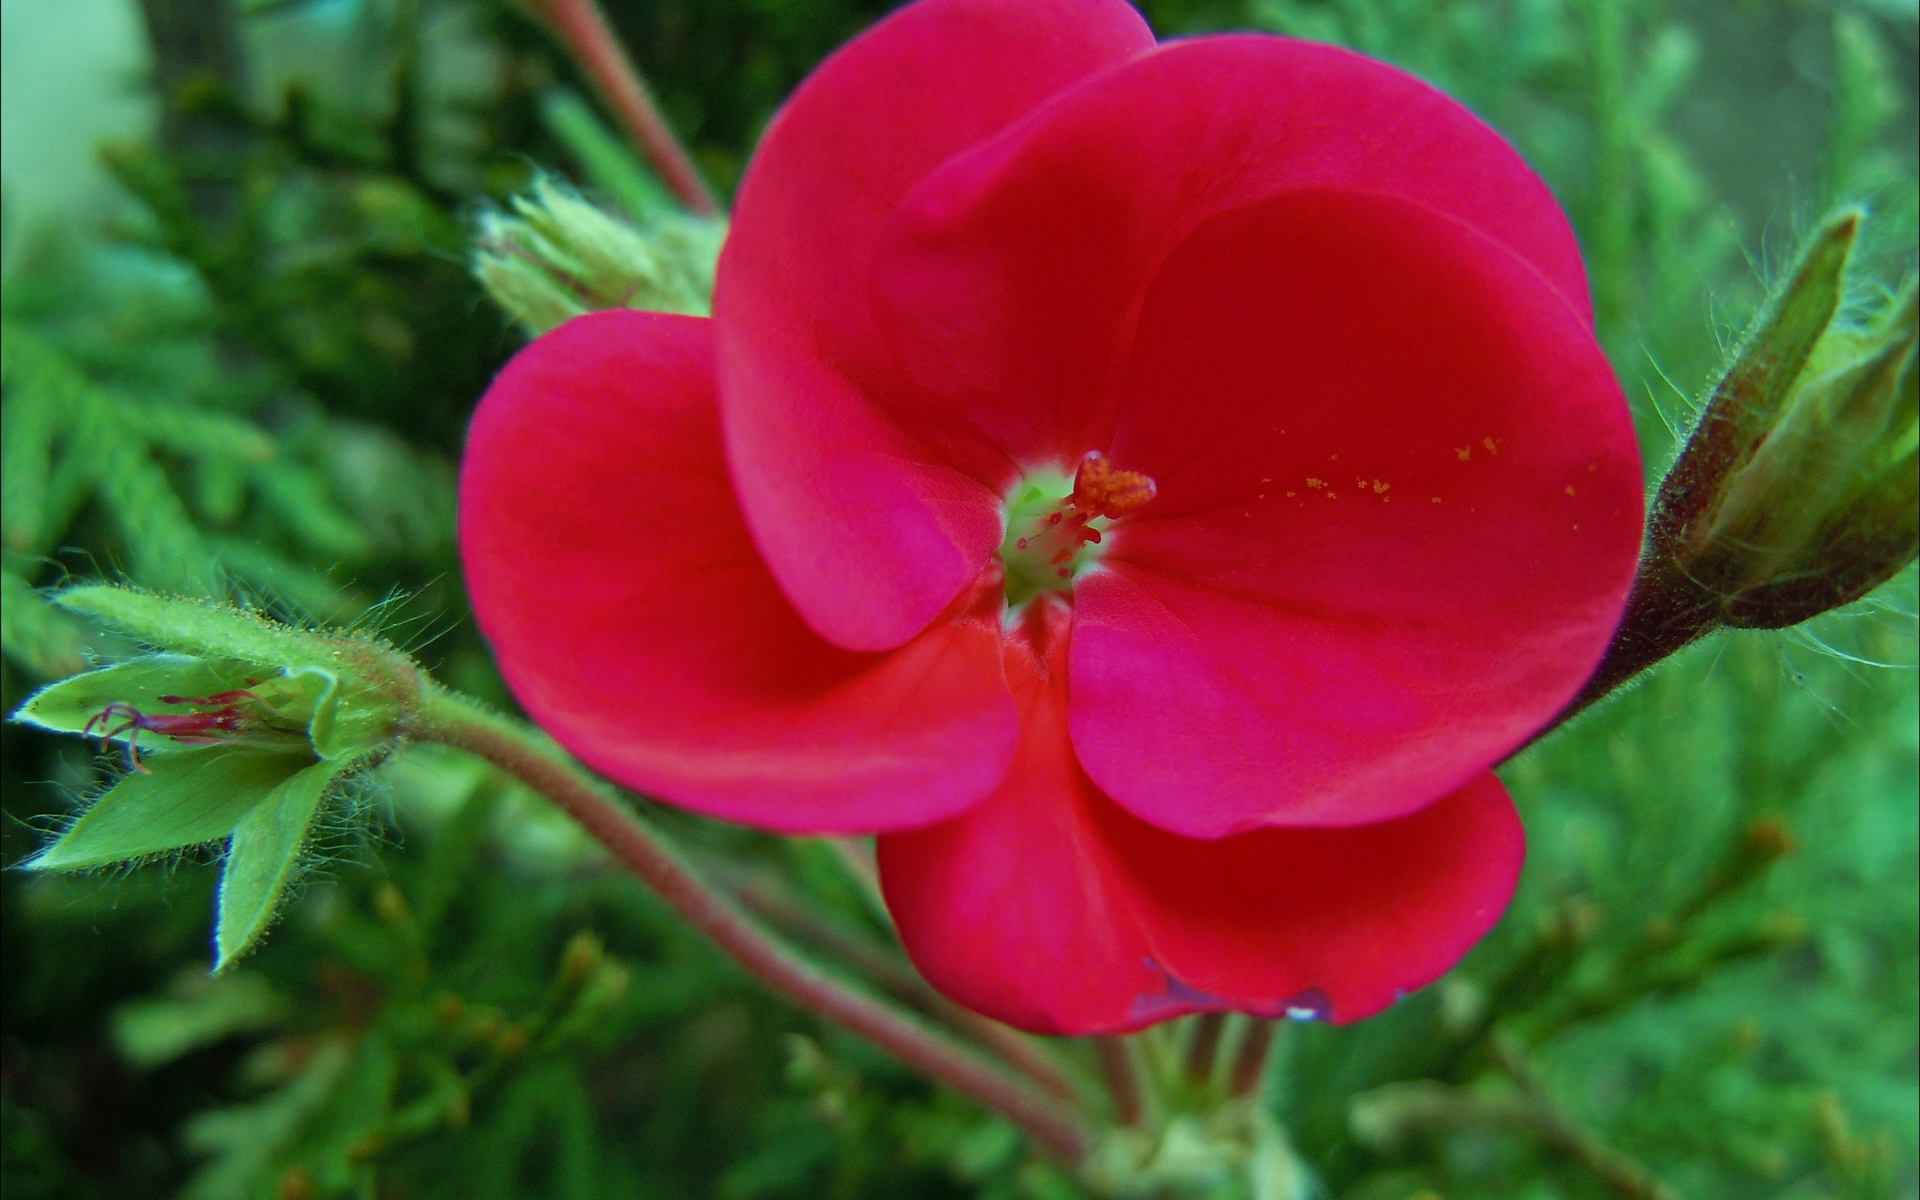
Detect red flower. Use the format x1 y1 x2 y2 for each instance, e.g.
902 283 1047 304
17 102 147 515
460 0 1642 1034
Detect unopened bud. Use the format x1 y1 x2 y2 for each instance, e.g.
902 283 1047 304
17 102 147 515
559 930 605 987
277 1167 318 1200
1742 816 1797 861
495 1024 529 1058
1765 910 1808 943
374 883 412 926
473 176 725 334
1651 210 1917 628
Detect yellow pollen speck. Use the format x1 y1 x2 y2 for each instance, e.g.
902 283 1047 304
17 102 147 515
1285 490 1297 498
1330 454 1339 461
1307 477 1324 489
1372 480 1389 494
1483 437 1499 455
1431 497 1442 504
1325 491 1338 499
1456 447 1472 461
1565 485 1577 497
1257 493 1267 500
1262 477 1273 483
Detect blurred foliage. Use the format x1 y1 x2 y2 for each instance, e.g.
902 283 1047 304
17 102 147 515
2 1 1915 1199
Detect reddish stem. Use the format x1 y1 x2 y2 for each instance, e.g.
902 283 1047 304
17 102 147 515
1227 1020 1276 1099
416 690 1089 1159
1096 1037 1145 1127
729 871 1086 1104
1183 1013 1226 1088
529 0 720 216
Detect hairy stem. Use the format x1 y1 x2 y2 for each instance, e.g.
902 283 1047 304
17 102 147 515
528 0 720 216
1541 560 1718 737
728 869 1087 1104
412 687 1090 1159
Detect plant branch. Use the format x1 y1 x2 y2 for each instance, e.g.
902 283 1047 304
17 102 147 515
1491 1034 1681 1200
527 0 720 215
1354 1071 1678 1200
411 686 1089 1159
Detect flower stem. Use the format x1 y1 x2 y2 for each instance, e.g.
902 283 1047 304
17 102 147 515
1226 1020 1277 1100
528 0 720 216
1544 561 1717 734
1182 1013 1227 1088
1095 1037 1145 1127
412 687 1089 1159
727 868 1088 1105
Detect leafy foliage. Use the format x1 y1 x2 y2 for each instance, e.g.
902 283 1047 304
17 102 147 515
3 1 1915 1199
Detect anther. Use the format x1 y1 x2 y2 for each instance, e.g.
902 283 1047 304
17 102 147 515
1071 451 1157 520
997 452 1158 608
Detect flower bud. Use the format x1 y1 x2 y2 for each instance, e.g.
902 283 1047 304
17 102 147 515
559 929 605 987
1648 210 1917 630
473 176 726 334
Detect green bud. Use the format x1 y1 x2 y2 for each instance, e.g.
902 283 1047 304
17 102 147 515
1649 210 1918 629
11 587 428 969
473 176 726 334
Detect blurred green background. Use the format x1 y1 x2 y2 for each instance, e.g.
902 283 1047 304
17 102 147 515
1 1 1915 1198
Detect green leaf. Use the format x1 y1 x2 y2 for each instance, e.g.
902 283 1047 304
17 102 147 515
15 655 252 740
28 747 312 871
0 569 91 678
215 760 341 970
539 86 673 220
10 653 388 760
54 586 345 668
280 665 357 761
48 588 419 756
0 355 58 551
113 971 288 1068
1710 209 1860 446
182 1037 354 1200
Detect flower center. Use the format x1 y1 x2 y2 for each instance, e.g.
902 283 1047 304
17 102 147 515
998 452 1157 608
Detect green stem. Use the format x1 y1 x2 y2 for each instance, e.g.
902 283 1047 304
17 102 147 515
529 0 720 216
410 686 1090 1160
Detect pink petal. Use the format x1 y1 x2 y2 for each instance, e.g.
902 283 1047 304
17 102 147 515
868 35 1593 471
880 607 1162 1034
715 0 1153 651
1103 769 1524 1029
878 617 1525 1035
1068 190 1641 836
460 311 1016 833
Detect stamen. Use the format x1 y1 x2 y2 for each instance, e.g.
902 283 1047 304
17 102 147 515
1072 451 1157 519
998 452 1158 609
